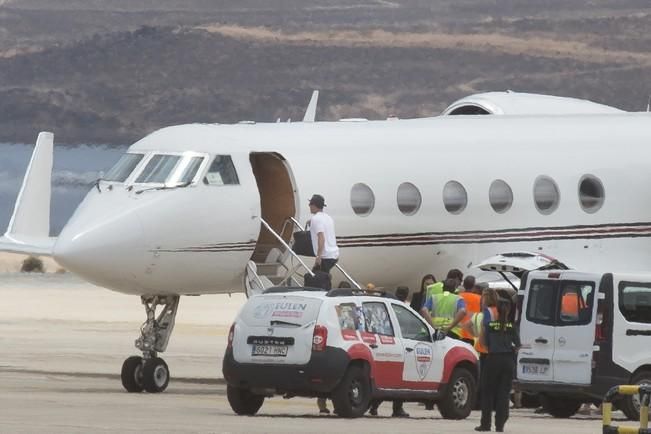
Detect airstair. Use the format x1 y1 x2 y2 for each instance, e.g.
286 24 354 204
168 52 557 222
244 216 360 297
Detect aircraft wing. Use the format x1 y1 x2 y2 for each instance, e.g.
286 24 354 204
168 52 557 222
1 132 57 256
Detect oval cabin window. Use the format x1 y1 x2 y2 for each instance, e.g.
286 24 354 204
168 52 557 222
397 182 422 215
489 179 513 213
443 181 467 214
351 183 375 216
534 176 560 214
579 175 605 213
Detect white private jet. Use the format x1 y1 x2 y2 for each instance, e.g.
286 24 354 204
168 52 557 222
2 90 650 393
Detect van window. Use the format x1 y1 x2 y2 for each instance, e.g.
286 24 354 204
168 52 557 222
204 155 239 185
392 304 431 342
526 280 557 325
104 153 144 182
136 155 182 183
619 281 651 324
559 282 594 325
362 302 394 336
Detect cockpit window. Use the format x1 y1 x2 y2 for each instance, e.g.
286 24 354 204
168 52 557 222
136 155 182 184
179 157 205 184
104 153 144 182
204 155 239 185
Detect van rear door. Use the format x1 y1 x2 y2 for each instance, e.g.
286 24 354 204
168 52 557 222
518 277 557 382
552 278 598 384
233 293 323 365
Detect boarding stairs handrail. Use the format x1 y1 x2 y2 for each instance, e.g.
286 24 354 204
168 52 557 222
284 216 362 290
260 218 315 279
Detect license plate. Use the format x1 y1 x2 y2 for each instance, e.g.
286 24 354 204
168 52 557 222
522 363 549 375
252 344 288 357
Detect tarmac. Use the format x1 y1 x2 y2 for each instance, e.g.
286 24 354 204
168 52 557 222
0 271 615 433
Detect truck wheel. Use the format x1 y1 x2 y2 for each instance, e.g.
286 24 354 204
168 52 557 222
620 370 651 421
438 368 476 420
331 365 371 418
227 385 265 415
541 395 582 418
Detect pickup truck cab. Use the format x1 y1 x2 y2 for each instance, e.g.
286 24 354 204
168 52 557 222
223 287 478 418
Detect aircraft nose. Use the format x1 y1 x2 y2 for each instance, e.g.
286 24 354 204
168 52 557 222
54 207 146 293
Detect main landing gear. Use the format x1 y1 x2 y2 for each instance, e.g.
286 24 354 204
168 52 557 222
121 295 179 393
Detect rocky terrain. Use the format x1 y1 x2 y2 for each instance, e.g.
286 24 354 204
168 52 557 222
1 0 650 145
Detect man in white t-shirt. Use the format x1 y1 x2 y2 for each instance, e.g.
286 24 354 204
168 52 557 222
308 194 339 273
308 194 340 415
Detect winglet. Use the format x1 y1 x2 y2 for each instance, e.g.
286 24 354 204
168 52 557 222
302 90 319 122
0 132 56 255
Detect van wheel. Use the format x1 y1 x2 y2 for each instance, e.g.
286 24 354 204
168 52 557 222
438 368 476 420
541 395 582 418
620 370 651 421
226 385 265 415
521 392 541 409
331 365 371 418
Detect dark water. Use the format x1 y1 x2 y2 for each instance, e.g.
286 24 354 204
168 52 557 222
0 143 125 235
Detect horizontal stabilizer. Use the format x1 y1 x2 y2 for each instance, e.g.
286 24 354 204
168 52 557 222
1 132 56 256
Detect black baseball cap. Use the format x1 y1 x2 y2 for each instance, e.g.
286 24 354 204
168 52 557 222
308 194 326 208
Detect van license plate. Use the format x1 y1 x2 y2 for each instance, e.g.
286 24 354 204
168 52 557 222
522 364 549 375
252 345 288 357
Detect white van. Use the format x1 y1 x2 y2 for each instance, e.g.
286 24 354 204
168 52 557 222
516 270 651 420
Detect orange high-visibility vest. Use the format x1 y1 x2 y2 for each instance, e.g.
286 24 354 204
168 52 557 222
459 292 481 340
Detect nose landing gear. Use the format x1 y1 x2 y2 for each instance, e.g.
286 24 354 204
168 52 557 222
121 295 179 393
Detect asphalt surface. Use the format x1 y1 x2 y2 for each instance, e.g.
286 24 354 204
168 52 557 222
0 273 615 433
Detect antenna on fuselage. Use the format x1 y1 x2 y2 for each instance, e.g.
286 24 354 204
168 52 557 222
302 90 319 122
647 95 651 112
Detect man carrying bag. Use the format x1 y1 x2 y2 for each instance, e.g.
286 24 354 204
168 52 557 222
295 194 339 290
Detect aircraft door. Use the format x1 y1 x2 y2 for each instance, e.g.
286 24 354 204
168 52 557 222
249 152 298 263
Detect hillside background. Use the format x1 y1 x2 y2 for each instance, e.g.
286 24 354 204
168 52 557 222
1 0 651 145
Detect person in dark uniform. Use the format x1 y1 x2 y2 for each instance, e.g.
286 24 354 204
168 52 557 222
475 298 521 432
410 274 435 311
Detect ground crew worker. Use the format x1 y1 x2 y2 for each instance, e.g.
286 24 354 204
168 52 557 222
456 276 481 343
560 289 586 321
420 278 467 340
476 296 521 433
425 268 463 300
410 274 435 311
464 287 498 409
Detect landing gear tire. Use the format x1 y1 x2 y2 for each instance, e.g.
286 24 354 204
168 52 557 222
121 355 144 393
142 357 170 393
331 365 371 418
620 370 651 421
541 395 582 418
438 367 476 420
227 385 265 415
